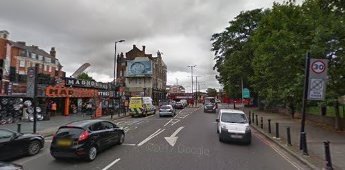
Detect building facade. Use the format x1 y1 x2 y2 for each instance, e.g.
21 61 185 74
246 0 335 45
0 30 65 96
116 45 167 104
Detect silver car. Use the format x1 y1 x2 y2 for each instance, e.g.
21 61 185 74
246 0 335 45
159 105 176 117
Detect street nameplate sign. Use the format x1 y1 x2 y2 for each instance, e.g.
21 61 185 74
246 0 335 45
307 59 328 101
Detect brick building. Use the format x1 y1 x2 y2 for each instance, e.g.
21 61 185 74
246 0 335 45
0 30 64 96
116 45 167 104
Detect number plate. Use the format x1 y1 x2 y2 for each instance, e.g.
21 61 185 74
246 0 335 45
57 139 72 146
230 135 243 139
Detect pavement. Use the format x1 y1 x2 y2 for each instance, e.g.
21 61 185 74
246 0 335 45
0 112 130 137
245 107 345 170
8 104 310 170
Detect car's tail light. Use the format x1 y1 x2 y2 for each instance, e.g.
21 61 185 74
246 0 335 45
78 131 89 141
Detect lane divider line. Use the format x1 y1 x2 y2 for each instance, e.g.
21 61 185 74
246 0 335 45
122 143 136 146
164 119 173 127
137 128 165 146
102 158 121 170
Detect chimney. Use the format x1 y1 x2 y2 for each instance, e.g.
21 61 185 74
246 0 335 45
0 30 9 39
157 50 162 58
142 46 146 53
133 44 136 49
50 47 56 58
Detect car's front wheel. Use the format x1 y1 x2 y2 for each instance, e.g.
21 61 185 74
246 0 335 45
118 133 125 145
87 146 97 161
27 140 41 156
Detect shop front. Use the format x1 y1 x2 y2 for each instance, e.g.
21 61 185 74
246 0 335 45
45 86 101 117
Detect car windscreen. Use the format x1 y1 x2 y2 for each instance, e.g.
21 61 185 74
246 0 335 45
205 98 215 104
56 127 84 138
221 113 247 123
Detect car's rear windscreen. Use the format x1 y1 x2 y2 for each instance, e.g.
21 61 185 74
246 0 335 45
56 127 84 138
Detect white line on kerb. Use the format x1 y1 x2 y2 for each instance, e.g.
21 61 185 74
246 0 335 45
137 128 165 146
102 158 121 170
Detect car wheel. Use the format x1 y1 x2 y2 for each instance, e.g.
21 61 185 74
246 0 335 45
87 146 97 161
219 134 224 142
27 140 41 156
217 128 219 134
118 133 125 145
246 139 251 145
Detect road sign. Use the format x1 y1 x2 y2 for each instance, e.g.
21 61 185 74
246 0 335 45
307 59 328 101
242 88 250 98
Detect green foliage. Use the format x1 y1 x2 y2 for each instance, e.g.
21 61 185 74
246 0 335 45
211 0 345 108
77 72 94 81
206 88 218 97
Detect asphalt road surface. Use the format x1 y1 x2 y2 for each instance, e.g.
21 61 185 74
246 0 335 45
12 105 310 170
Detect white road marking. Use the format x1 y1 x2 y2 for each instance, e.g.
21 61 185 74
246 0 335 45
102 158 121 170
253 130 304 170
122 143 136 146
164 119 173 127
165 126 184 147
170 119 180 126
137 128 165 146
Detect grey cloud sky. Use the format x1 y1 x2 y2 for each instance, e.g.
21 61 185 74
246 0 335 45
0 0 284 92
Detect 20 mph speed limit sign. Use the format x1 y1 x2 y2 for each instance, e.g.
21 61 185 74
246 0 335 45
308 59 328 101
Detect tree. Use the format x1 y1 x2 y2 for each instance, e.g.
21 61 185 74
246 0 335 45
211 9 266 99
206 88 218 97
77 72 94 81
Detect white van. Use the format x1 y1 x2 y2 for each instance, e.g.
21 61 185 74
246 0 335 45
216 109 251 144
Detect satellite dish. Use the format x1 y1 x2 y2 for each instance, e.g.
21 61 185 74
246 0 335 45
71 63 91 78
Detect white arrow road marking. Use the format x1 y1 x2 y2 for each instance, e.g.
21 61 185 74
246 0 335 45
137 128 165 146
102 158 121 170
165 126 184 147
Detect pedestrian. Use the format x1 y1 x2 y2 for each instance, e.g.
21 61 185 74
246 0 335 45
51 101 57 117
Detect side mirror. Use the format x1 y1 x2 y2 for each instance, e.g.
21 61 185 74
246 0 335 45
216 118 219 122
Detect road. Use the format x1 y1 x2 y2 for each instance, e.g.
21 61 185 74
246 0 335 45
13 105 310 170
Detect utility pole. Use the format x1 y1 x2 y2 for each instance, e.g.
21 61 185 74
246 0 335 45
194 76 201 106
188 65 196 106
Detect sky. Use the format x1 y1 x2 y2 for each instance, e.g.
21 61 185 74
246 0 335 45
0 0 287 92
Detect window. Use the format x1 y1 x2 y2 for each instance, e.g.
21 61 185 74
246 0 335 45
19 60 25 67
19 70 25 75
102 121 115 129
38 55 43 61
45 57 52 63
0 129 14 142
90 122 105 131
49 66 52 72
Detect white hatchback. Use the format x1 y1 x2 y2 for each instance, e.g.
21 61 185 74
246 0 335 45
216 109 251 144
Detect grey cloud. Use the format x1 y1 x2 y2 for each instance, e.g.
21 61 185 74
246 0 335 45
0 0 281 88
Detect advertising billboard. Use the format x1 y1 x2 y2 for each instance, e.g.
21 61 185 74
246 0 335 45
126 60 152 77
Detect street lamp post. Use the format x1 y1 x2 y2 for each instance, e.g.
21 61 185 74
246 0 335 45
188 65 196 106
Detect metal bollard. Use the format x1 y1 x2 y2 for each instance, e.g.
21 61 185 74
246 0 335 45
287 127 292 146
17 123 22 133
252 113 255 124
275 122 280 138
255 115 258 126
324 141 333 170
260 117 263 129
248 112 251 124
268 119 272 133
301 132 309 155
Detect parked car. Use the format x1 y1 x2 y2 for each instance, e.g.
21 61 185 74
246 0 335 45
204 97 217 113
50 119 125 161
174 102 184 109
0 129 44 161
0 161 23 170
216 109 251 144
159 105 176 117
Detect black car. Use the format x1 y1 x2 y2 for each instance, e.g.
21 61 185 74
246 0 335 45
204 103 217 113
50 119 125 161
0 161 23 170
0 129 44 161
